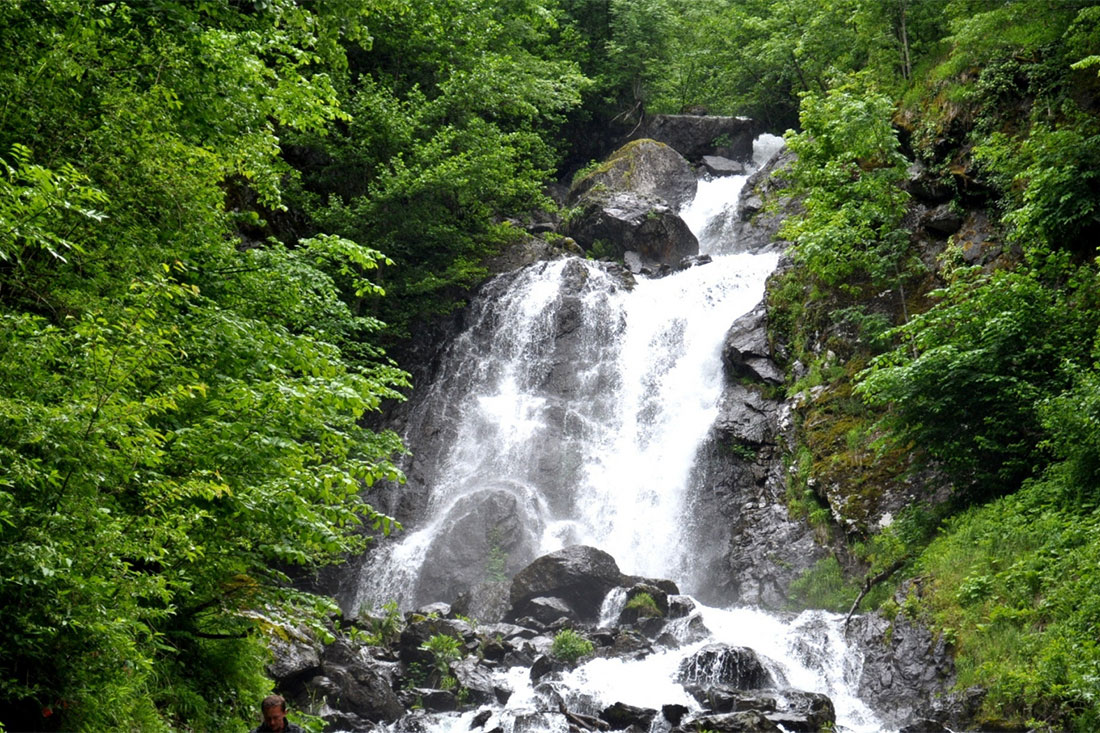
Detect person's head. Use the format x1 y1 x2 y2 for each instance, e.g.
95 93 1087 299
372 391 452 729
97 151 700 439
260 694 288 731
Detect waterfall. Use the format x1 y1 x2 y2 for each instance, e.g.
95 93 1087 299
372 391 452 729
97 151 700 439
352 133 893 732
355 135 785 610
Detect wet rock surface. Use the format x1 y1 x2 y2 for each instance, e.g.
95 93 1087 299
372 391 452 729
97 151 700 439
564 191 699 268
266 547 918 732
730 145 799 254
848 581 975 731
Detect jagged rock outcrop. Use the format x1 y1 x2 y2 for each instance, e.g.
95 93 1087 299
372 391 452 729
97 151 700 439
564 191 699 267
723 302 784 385
730 144 798 254
685 300 826 608
847 580 979 731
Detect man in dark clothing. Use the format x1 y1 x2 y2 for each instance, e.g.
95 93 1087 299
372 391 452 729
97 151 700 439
251 694 305 733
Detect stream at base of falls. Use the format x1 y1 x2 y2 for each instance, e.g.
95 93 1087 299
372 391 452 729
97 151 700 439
354 134 897 733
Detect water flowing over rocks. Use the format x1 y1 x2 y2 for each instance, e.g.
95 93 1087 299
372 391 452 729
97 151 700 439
312 131 968 732
271 548 866 733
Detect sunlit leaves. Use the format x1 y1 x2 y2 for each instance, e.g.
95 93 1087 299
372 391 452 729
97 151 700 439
0 145 108 264
780 76 912 292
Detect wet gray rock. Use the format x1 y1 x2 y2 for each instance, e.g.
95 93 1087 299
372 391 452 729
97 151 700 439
564 191 699 268
483 234 584 274
452 658 511 705
678 253 713 270
767 690 835 732
701 155 747 176
922 202 964 235
570 139 698 212
730 145 799 254
564 139 700 268
904 160 954 203
508 545 626 623
413 488 542 611
266 634 322 687
848 592 964 730
407 688 458 712
722 303 783 386
591 627 655 661
529 653 573 682
299 639 405 723
522 596 576 625
635 115 762 162
677 710 782 732
600 702 658 730
684 685 777 714
677 644 777 690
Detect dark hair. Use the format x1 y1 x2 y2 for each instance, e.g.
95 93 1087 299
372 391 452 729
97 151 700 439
261 694 287 712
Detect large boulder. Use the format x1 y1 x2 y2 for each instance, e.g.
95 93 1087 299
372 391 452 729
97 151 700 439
564 139 700 269
635 115 762 163
570 138 698 212
563 191 699 268
508 545 626 623
600 702 658 730
303 639 406 723
413 488 541 607
677 644 779 690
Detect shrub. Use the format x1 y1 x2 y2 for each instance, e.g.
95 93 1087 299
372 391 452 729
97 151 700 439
550 629 594 664
625 591 663 618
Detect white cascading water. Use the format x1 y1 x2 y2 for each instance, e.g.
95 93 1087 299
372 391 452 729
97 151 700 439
357 134 893 732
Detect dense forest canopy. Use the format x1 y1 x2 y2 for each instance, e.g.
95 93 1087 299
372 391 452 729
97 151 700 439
1 0 1100 730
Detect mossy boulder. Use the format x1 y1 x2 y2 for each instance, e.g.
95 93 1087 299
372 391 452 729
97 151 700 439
563 139 700 269
569 138 697 212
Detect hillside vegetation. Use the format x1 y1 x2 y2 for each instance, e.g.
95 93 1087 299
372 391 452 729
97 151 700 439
1 0 1099 730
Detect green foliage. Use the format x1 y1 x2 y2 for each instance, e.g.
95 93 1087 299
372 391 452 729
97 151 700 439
857 262 1100 503
787 557 859 612
624 592 663 618
0 144 108 264
550 628 594 664
420 634 465 685
917 477 1100 730
0 2 409 730
361 601 405 647
293 0 588 336
975 122 1100 255
781 75 914 293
